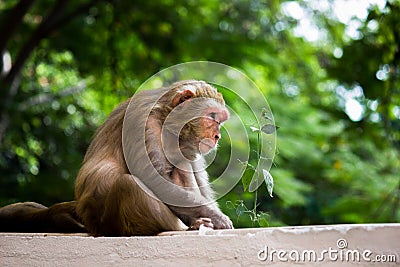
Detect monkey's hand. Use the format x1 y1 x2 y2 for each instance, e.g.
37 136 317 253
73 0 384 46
210 213 234 229
188 217 213 230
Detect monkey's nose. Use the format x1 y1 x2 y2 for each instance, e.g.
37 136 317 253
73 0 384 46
214 133 221 142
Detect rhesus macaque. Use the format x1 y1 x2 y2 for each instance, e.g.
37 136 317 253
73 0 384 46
0 80 233 236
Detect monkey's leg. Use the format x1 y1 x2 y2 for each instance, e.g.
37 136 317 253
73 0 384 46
46 201 87 233
100 174 187 236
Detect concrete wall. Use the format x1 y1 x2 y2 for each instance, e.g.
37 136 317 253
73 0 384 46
1 224 399 266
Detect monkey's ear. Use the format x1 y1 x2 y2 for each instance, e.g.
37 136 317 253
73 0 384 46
172 90 195 107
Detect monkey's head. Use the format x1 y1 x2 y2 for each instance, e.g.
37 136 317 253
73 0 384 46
160 81 229 158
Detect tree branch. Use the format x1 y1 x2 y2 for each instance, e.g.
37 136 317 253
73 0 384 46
4 0 70 84
0 0 99 143
0 0 36 54
4 0 100 85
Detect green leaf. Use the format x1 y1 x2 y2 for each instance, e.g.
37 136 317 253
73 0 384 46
261 124 279 134
263 169 274 198
257 212 270 227
236 202 247 217
241 165 255 192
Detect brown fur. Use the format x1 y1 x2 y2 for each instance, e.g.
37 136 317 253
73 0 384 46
0 201 86 233
0 80 233 236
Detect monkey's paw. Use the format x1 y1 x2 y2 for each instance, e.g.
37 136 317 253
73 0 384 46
188 217 214 230
211 214 234 229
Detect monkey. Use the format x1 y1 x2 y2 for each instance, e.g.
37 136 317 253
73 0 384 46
75 80 233 235
0 80 233 236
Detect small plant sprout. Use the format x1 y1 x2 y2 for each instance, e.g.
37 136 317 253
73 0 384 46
247 108 278 198
231 108 277 226
226 200 270 227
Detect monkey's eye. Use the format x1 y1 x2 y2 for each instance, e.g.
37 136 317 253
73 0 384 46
208 112 221 125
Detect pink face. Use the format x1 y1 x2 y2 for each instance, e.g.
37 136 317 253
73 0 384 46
198 107 229 154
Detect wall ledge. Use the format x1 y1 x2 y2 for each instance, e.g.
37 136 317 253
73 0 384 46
1 223 399 266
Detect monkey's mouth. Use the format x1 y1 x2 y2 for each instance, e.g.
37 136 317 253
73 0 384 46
199 138 217 154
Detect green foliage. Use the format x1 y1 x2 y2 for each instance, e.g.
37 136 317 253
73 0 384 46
0 0 398 226
226 200 271 227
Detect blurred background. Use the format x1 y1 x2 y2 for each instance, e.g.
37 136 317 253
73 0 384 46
0 0 399 228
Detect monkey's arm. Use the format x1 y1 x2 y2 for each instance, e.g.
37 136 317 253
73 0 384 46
168 199 233 230
168 165 233 230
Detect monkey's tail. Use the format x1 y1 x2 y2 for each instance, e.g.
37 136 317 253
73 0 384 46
0 201 87 233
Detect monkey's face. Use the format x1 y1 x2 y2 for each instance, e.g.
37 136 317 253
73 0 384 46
168 104 229 157
162 87 229 157
194 106 229 155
